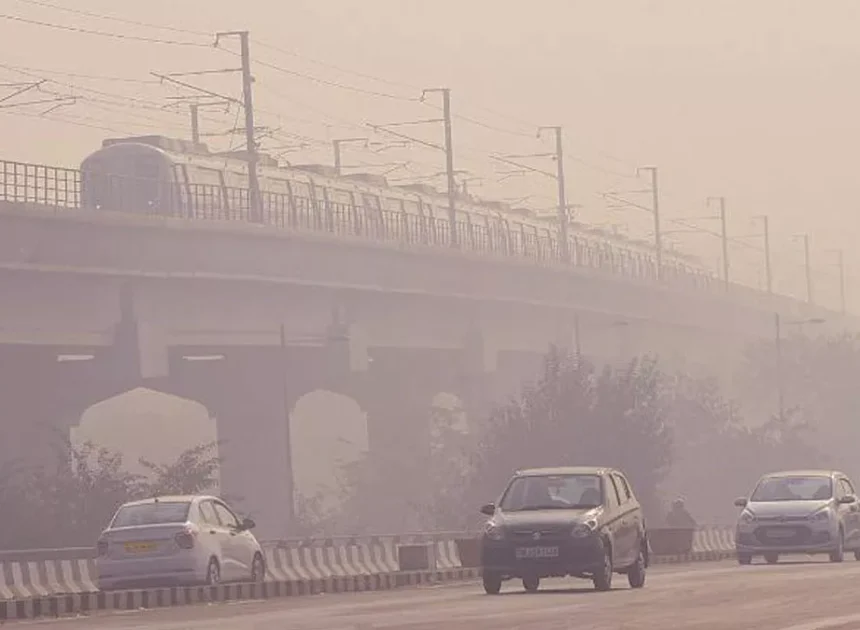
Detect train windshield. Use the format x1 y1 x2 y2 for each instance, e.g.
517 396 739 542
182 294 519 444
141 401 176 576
81 148 169 213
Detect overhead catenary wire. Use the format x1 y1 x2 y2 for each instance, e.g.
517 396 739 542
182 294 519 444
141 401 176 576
0 13 209 46
11 0 212 37
1 6 642 185
0 5 845 297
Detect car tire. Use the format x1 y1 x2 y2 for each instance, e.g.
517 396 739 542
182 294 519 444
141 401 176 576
483 572 502 595
205 558 221 586
593 540 613 592
854 550 860 561
522 576 540 593
250 553 265 582
830 531 845 563
737 553 752 565
764 553 779 564
627 542 646 589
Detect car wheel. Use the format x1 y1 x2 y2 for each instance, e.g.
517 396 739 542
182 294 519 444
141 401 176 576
522 576 540 593
737 553 752 565
627 543 646 589
250 553 265 582
205 558 221 585
593 540 613 592
854 550 860 561
764 553 779 565
483 572 502 595
830 530 845 563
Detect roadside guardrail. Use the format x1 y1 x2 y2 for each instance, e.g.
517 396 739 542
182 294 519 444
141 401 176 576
0 526 736 621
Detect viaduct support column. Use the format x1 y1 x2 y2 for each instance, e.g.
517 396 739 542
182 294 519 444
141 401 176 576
176 350 290 541
348 349 450 465
0 345 119 474
167 345 342 541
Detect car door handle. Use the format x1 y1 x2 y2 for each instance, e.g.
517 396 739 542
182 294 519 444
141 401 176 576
209 530 216 534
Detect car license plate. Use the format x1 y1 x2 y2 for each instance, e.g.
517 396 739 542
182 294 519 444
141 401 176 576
766 529 794 539
515 546 559 559
124 541 156 553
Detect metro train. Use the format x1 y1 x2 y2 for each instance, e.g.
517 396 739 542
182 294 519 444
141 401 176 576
78 135 707 278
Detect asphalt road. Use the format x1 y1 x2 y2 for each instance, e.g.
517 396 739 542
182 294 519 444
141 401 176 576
13 558 860 630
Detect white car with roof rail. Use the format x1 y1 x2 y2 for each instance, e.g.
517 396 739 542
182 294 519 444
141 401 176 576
96 495 265 590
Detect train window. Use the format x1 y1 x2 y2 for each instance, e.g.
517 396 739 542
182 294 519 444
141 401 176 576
267 178 291 197
132 155 161 180
382 196 402 214
290 180 311 201
328 188 352 207
315 186 328 204
194 167 223 188
222 169 248 190
360 193 381 211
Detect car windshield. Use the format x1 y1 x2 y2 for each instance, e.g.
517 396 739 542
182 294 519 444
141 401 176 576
750 476 832 502
111 502 191 528
499 474 603 511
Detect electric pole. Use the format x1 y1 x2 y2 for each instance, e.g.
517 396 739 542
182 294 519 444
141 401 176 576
830 248 846 314
838 249 846 315
190 103 200 144
332 137 368 176
708 196 729 291
774 312 784 422
638 167 662 280
422 88 457 247
538 126 569 260
762 215 772 295
216 30 260 221
802 234 813 305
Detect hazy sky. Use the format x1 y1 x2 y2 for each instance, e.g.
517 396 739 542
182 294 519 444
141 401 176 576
1 0 858 309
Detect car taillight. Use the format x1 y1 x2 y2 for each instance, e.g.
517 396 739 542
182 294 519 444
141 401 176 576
175 527 195 549
97 539 109 556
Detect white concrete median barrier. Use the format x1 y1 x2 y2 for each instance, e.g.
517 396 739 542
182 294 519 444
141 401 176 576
0 526 737 620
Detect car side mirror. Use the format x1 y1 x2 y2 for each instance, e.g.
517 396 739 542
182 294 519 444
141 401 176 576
240 517 256 530
734 497 748 508
480 503 496 516
838 495 856 505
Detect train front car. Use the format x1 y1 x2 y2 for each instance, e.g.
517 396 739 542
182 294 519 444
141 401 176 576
80 136 181 216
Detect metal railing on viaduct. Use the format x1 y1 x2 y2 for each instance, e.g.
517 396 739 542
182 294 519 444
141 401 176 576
0 159 729 293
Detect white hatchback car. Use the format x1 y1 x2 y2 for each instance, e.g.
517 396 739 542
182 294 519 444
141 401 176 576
96 495 265 590
734 470 860 565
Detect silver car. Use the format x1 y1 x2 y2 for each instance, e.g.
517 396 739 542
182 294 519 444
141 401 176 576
734 470 860 565
96 495 265 590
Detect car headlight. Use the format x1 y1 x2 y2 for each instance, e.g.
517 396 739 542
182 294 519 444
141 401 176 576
571 519 598 538
809 509 831 523
739 510 756 524
484 522 505 541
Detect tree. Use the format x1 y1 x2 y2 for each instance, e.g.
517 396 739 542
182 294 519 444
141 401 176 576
740 331 857 478
325 398 479 535
137 441 221 497
4 438 142 549
662 371 827 524
464 348 674 522
0 439 227 550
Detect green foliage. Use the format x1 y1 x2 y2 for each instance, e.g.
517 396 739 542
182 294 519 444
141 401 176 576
0 439 223 550
464 349 674 521
137 441 220 497
327 398 479 535
308 342 826 535
740 331 856 476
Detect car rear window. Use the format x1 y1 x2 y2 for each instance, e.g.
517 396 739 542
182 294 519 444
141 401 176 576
111 502 191 528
